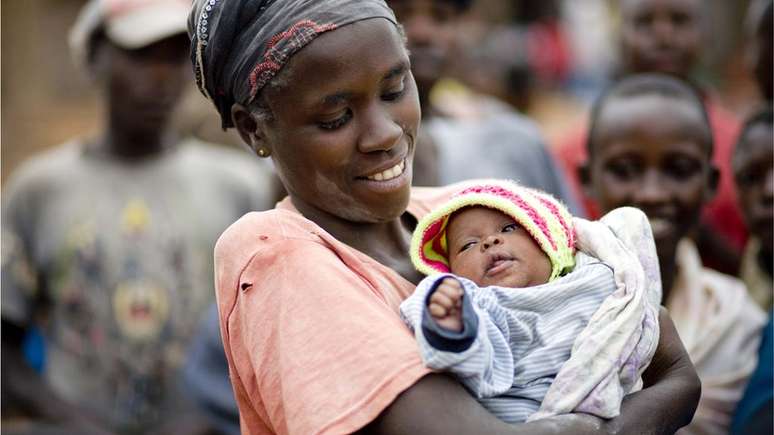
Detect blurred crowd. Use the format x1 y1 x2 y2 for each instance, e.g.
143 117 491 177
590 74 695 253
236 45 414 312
1 0 771 434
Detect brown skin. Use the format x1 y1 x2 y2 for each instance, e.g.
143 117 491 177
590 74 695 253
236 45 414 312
429 207 552 331
233 18 424 284
91 33 191 159
234 18 700 434
620 0 702 79
581 94 718 301
448 207 552 288
733 122 774 269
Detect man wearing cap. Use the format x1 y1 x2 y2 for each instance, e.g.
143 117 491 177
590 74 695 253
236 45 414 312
1 0 272 433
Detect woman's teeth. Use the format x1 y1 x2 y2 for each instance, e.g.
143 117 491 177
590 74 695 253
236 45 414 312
367 160 405 181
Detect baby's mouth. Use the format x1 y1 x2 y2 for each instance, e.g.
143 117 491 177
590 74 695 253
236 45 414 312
485 253 514 276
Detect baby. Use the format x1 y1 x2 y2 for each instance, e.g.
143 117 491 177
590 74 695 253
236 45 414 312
400 179 661 423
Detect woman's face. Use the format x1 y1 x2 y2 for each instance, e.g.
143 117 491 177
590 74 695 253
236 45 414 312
585 94 716 263
257 18 420 223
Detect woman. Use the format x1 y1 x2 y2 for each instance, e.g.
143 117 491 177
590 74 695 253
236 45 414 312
189 1 700 433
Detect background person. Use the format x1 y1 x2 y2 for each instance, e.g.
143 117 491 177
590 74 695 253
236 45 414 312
387 0 584 216
581 73 766 435
1 0 273 433
556 0 748 275
732 108 773 311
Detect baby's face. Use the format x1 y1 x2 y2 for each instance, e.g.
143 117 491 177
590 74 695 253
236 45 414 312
446 207 552 288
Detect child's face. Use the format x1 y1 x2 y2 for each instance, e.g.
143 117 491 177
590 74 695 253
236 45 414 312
734 123 774 255
446 207 552 288
585 94 716 263
620 0 701 79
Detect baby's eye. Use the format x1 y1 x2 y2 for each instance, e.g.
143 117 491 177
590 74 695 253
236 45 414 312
459 241 476 252
502 223 519 232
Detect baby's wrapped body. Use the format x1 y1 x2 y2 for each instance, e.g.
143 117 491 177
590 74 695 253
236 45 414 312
400 207 662 423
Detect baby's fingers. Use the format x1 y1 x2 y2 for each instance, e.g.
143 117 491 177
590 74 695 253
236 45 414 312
430 288 457 310
428 301 449 318
437 282 464 302
440 277 463 291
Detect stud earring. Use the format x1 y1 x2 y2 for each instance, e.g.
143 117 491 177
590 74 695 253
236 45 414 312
257 148 270 158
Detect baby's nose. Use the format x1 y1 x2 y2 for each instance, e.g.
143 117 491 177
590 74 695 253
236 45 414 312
481 235 502 250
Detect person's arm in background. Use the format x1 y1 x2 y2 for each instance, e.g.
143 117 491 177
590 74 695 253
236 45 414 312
182 304 240 435
1 321 113 435
362 308 700 435
1 183 113 435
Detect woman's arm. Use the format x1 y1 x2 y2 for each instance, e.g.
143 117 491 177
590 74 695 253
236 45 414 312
607 307 701 435
361 308 700 435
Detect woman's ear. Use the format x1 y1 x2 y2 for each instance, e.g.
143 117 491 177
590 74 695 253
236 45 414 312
232 103 272 157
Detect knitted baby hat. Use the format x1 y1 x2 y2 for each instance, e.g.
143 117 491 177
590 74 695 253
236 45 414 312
411 179 576 281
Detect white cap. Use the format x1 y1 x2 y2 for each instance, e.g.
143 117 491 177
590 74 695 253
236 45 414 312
69 0 190 68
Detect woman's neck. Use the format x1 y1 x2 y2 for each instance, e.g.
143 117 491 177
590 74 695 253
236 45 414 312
290 196 424 284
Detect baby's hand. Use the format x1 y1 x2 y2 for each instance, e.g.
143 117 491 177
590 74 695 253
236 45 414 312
427 277 464 332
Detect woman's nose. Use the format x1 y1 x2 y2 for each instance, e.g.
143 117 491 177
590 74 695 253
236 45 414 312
481 234 502 251
357 104 402 153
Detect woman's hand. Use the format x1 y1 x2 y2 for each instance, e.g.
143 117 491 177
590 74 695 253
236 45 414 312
362 307 699 435
606 307 701 435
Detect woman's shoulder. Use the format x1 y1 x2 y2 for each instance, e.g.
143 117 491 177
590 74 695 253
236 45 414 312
215 209 321 255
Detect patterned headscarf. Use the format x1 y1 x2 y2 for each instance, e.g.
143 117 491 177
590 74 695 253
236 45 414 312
411 179 576 281
188 0 397 129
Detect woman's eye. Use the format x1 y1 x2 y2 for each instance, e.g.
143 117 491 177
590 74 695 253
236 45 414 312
318 109 352 130
382 80 406 102
502 223 518 232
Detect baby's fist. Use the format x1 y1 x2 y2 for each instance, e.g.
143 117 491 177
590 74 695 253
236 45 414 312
427 277 464 332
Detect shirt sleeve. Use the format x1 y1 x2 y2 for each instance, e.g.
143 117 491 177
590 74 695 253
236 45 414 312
223 237 430 435
400 274 517 399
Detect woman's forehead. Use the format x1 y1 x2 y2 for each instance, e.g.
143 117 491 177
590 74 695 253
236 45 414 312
288 19 404 81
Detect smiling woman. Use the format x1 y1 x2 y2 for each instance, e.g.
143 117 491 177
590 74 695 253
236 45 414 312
189 1 702 434
233 18 419 224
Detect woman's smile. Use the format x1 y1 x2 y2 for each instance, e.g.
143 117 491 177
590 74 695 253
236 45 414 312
363 159 406 181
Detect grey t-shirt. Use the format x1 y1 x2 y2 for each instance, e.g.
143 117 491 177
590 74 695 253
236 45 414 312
1 138 273 434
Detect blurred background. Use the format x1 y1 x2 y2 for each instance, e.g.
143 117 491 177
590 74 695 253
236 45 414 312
1 0 762 184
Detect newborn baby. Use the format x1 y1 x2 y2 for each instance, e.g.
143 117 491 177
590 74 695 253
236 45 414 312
400 179 661 423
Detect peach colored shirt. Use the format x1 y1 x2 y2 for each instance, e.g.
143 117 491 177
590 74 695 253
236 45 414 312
213 186 458 435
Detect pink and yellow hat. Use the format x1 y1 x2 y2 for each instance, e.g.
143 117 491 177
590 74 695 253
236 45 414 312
410 179 576 281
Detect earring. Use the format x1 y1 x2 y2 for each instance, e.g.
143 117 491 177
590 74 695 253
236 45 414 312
257 148 270 158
